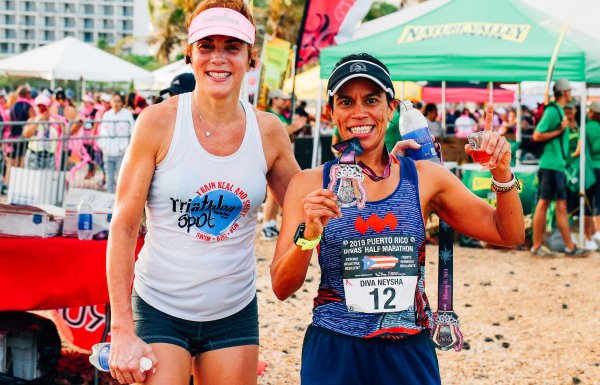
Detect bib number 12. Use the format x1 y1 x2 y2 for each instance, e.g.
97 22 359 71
369 287 396 310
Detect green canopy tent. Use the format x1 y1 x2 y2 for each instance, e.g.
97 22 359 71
314 0 600 245
319 0 600 82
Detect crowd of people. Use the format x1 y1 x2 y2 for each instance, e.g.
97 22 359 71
0 85 152 194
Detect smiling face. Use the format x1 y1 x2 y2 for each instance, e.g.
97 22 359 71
327 78 396 154
190 35 250 99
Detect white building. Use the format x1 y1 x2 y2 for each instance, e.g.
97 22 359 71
0 0 151 58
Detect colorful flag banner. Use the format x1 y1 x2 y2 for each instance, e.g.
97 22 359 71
296 0 374 68
263 37 292 91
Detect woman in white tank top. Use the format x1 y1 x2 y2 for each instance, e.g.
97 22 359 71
105 2 302 384
106 2 428 383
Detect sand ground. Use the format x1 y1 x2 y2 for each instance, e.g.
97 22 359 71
255 234 600 385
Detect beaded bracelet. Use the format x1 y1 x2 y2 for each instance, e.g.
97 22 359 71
490 173 523 193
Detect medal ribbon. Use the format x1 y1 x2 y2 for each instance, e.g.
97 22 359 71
332 138 392 181
438 221 454 311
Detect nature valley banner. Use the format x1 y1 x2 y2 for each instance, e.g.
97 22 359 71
263 37 292 91
397 22 531 44
297 0 374 68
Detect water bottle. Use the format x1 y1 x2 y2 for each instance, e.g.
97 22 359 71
89 343 153 372
77 198 93 240
399 101 440 163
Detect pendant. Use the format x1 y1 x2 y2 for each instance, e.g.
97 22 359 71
327 164 366 209
205 131 211 137
430 311 464 352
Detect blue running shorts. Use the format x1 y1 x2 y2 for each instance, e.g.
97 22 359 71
301 324 441 385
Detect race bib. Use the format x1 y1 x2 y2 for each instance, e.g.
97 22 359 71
342 235 419 313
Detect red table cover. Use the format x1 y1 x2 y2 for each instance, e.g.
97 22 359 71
0 236 144 311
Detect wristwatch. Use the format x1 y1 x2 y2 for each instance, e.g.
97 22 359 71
293 223 322 250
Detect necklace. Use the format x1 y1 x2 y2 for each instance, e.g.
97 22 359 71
197 110 212 137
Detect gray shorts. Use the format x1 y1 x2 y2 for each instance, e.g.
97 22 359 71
132 290 259 356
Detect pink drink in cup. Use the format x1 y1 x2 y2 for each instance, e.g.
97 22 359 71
467 131 494 169
470 149 492 164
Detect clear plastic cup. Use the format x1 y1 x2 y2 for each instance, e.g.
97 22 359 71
467 131 495 170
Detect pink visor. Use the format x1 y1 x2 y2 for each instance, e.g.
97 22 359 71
188 7 255 45
34 94 52 107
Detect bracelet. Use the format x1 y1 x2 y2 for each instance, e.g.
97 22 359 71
490 173 523 193
296 234 322 250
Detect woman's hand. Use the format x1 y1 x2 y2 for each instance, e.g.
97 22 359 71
464 104 512 173
390 135 437 157
109 330 157 384
302 188 342 239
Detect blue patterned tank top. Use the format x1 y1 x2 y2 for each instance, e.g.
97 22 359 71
313 156 432 338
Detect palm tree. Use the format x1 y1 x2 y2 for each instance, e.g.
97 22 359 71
146 0 307 64
147 0 199 64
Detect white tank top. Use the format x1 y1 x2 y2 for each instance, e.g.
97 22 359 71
134 93 267 321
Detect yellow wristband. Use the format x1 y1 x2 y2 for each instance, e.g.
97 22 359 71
295 234 322 250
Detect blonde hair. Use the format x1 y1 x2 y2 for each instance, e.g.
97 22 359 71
6 91 17 108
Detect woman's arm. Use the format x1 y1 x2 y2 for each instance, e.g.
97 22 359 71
271 169 341 300
256 111 301 206
423 163 524 246
420 127 524 246
22 117 39 138
106 105 169 383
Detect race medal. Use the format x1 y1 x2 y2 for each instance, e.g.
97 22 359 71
341 234 418 313
329 164 366 208
431 310 463 351
328 138 367 209
430 221 464 352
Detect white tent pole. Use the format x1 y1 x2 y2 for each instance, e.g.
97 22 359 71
516 82 522 164
50 77 55 91
311 80 323 168
579 86 588 248
81 78 86 100
488 81 494 105
441 81 446 133
289 44 298 121
401 81 405 100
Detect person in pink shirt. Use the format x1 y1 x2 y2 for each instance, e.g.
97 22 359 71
454 108 478 138
23 94 67 170
80 94 101 179
0 90 9 122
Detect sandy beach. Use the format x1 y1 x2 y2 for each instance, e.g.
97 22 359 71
255 233 600 385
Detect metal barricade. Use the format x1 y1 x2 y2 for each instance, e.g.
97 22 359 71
0 119 132 206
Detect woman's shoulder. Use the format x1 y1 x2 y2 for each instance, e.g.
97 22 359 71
255 108 286 134
289 166 324 190
414 159 452 184
134 98 178 133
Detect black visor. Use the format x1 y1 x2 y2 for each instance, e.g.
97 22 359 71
327 59 394 99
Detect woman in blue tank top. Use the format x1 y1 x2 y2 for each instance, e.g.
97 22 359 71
271 53 525 384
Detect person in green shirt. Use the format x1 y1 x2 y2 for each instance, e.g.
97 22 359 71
531 79 587 256
584 101 600 247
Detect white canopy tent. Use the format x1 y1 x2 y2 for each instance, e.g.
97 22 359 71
141 59 192 91
0 37 153 90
